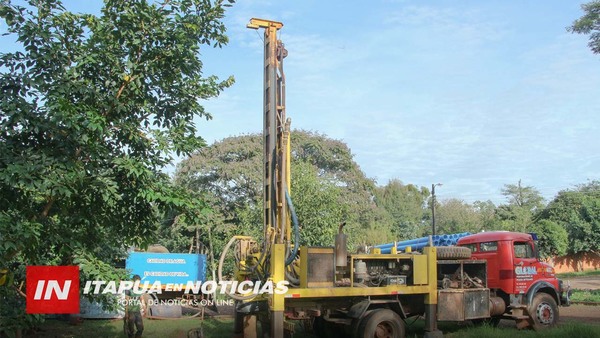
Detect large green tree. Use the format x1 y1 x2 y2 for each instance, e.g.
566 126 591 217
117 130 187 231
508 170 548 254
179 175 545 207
285 161 347 246
568 1 600 54
374 179 429 240
536 181 600 258
434 198 483 234
175 131 390 250
501 180 545 212
496 180 545 232
530 219 568 260
473 200 500 231
0 0 233 330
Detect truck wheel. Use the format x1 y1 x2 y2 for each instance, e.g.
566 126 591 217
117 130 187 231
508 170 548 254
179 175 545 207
529 293 559 330
357 309 405 338
436 246 471 260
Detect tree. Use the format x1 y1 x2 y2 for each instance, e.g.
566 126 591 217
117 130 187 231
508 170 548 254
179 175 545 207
374 179 429 240
434 199 482 234
496 180 545 232
473 200 500 231
0 0 233 329
568 1 600 54
501 180 545 212
530 219 568 260
175 131 390 249
287 161 347 246
536 181 600 257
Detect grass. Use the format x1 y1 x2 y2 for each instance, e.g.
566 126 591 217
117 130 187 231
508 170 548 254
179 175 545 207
25 317 233 338
439 322 600 338
23 316 600 338
571 289 600 303
401 320 600 338
556 269 600 278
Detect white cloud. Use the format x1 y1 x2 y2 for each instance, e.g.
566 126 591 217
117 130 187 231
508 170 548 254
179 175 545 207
181 1 600 204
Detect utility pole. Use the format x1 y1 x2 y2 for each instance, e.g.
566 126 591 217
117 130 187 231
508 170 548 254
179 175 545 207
431 183 442 236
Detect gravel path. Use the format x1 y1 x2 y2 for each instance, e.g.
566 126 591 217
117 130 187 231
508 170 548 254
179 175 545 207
560 304 600 325
562 275 600 290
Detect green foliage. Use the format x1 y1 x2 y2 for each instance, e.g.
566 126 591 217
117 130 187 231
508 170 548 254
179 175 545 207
473 200 500 231
501 180 545 212
0 0 234 329
423 199 500 236
290 131 385 245
288 161 346 246
536 181 600 255
557 269 600 278
74 250 129 311
0 263 44 337
435 198 484 234
568 1 600 54
496 180 545 232
374 179 429 240
570 289 600 303
530 219 568 259
496 205 535 232
0 0 233 258
174 131 387 253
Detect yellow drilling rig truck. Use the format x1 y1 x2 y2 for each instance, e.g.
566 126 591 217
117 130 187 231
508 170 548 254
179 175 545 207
217 19 569 338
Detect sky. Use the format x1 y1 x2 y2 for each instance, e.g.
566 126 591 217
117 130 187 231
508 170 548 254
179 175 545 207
3 0 599 205
193 0 600 205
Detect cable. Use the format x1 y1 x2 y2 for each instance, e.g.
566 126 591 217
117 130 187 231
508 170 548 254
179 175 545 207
403 315 422 327
285 189 300 266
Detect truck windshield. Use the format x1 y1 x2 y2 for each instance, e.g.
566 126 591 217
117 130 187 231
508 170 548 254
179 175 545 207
479 241 497 252
514 241 535 258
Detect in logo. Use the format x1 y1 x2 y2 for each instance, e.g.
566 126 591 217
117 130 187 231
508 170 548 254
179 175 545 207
26 266 80 314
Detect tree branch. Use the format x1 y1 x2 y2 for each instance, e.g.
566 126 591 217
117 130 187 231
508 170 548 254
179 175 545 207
41 196 56 218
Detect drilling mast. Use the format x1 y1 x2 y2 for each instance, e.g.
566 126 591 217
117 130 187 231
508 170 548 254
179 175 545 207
246 18 291 338
226 17 443 338
247 18 291 250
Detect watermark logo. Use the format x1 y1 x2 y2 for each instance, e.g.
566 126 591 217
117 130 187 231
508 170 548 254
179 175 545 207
26 266 80 314
82 280 289 296
26 265 289 314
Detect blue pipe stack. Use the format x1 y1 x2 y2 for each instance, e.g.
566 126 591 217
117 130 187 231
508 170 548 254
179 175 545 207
373 232 471 254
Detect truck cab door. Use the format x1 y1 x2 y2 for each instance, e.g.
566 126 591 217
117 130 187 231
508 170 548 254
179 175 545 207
513 241 538 294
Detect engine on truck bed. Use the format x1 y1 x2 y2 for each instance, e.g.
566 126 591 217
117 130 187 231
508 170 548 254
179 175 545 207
352 259 412 287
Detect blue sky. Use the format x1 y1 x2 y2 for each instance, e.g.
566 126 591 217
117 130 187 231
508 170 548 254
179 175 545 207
3 1 599 205
195 0 600 204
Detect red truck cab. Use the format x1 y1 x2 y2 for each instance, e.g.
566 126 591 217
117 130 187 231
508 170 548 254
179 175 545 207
457 231 570 329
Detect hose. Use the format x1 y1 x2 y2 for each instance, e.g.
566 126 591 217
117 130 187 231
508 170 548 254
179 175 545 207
285 189 300 266
285 269 299 287
217 189 299 298
217 236 257 301
284 261 300 287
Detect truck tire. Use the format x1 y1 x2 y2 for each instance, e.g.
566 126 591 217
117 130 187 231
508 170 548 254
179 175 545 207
436 246 471 260
528 293 559 330
357 309 405 338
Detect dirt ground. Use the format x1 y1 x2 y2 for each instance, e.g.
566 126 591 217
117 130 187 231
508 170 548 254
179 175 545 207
558 276 600 324
560 304 600 325
563 275 600 290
